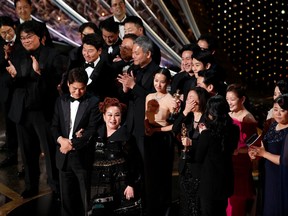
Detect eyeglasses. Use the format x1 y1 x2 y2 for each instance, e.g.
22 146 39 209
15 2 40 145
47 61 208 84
20 34 36 41
0 28 14 37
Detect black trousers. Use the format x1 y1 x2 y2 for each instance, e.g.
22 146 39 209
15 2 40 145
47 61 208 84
16 111 58 191
59 152 91 216
144 131 174 216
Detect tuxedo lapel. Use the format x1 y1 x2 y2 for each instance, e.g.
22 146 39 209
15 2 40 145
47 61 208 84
73 99 89 133
61 99 70 137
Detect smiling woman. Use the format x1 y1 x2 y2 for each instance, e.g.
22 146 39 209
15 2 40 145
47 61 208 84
226 83 258 216
90 97 142 215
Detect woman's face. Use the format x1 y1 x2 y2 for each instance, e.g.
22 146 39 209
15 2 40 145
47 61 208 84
103 106 122 130
273 86 282 100
187 90 200 112
154 73 168 93
273 103 288 125
226 91 243 112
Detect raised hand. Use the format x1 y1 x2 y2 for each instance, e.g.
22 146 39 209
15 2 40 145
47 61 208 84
31 55 41 75
6 60 17 78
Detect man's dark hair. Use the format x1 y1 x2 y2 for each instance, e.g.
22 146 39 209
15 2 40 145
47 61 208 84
82 33 103 50
179 42 199 55
198 69 226 96
78 22 100 35
14 0 32 6
17 20 42 39
123 33 138 41
68 67 88 85
124 16 144 28
100 19 119 34
197 34 218 52
192 48 214 67
0 16 15 28
108 0 125 7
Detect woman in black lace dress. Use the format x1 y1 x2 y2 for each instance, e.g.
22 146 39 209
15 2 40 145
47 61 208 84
172 87 210 216
90 97 141 216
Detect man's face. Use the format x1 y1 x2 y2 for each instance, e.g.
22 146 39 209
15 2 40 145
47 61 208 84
15 0 32 21
0 25 16 42
68 81 86 99
82 43 101 63
192 58 205 78
124 23 143 36
181 50 193 73
20 31 40 51
102 29 119 46
110 0 126 20
119 38 133 61
132 44 151 68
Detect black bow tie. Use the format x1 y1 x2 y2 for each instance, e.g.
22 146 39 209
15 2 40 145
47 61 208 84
69 96 82 103
84 62 95 68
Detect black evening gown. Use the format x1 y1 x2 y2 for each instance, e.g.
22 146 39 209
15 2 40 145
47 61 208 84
90 124 141 216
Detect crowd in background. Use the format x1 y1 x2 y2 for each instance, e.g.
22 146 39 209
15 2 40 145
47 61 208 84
0 0 288 216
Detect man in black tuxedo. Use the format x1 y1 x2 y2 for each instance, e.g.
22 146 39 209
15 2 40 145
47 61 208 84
14 0 53 47
58 22 101 94
66 22 101 72
6 21 63 198
0 16 22 167
100 0 127 39
51 67 101 216
100 19 122 64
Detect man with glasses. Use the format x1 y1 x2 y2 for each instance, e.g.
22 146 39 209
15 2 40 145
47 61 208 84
14 0 53 47
6 21 63 199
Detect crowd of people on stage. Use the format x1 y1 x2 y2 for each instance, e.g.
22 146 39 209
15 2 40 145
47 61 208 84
0 0 287 216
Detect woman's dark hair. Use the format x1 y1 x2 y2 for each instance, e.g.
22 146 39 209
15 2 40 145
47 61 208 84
189 87 210 113
226 83 252 111
204 95 233 148
155 67 172 83
78 22 100 35
99 97 127 114
274 94 288 110
276 79 288 95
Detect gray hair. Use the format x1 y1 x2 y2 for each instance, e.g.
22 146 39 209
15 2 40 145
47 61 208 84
134 35 154 54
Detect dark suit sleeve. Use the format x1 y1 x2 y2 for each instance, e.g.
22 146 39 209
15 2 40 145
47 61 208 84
51 97 63 144
71 97 101 150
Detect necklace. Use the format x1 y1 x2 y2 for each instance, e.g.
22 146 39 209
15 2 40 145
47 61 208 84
155 93 167 101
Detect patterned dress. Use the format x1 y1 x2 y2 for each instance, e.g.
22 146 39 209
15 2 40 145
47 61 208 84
90 125 141 216
262 121 288 216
